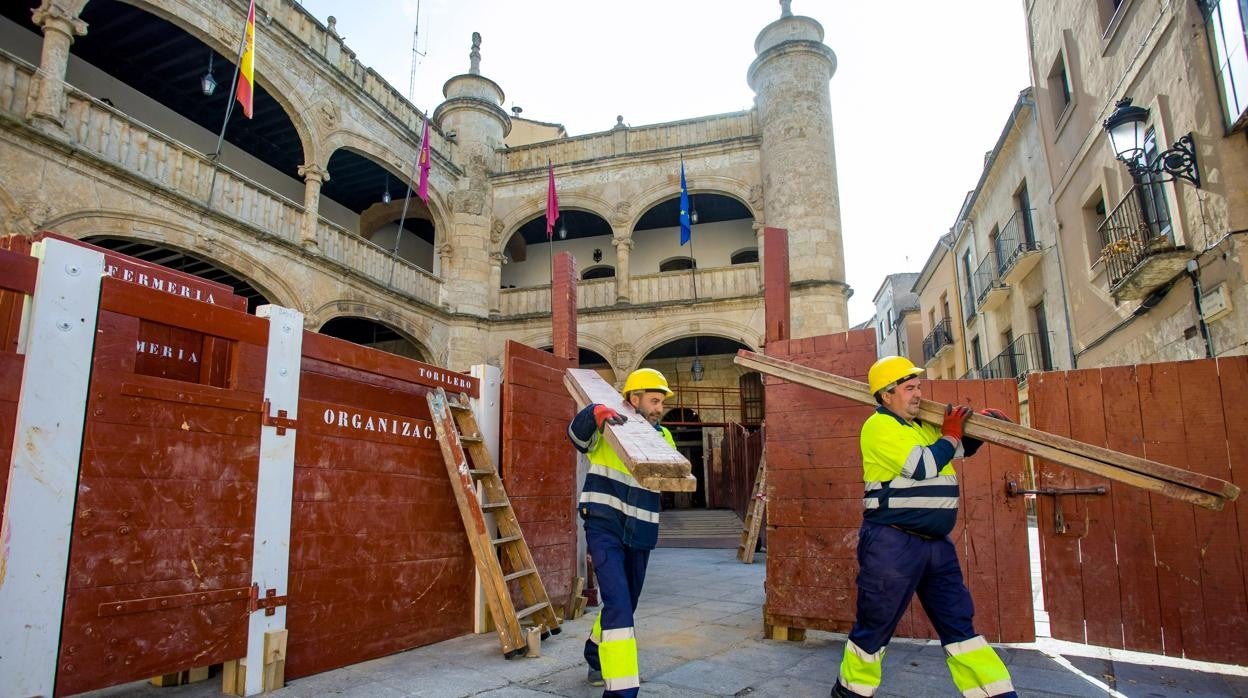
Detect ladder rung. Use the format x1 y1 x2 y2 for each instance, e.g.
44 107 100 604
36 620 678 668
503 568 537 582
468 469 493 477
492 534 522 546
516 601 550 619
482 501 510 511
460 433 483 443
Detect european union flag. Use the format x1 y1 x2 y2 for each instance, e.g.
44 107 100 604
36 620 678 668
679 161 691 245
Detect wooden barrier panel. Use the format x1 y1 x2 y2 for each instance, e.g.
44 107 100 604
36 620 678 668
0 248 36 522
55 279 267 696
1030 359 1248 665
762 330 1032 643
501 341 577 607
284 332 479 679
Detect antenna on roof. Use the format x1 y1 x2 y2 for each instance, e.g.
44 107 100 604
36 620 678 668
408 0 427 102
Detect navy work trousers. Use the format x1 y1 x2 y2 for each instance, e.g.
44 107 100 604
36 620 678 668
849 520 976 653
584 526 650 698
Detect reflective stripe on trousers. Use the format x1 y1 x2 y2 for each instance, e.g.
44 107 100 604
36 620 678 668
583 527 649 698
837 521 1016 698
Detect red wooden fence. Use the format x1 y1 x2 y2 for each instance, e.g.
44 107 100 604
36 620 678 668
1029 359 1248 665
501 340 578 605
763 330 1033 643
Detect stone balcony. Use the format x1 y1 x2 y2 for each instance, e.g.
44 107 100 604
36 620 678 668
0 50 444 310
498 263 763 316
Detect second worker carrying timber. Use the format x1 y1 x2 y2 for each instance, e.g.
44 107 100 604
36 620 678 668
566 368 676 698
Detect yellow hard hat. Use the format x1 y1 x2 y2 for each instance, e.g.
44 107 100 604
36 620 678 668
621 368 673 397
867 356 924 395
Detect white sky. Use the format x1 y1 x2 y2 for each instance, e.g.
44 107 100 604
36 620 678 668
295 0 1033 326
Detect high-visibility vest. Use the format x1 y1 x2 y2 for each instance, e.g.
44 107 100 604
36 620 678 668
579 425 675 550
860 407 962 538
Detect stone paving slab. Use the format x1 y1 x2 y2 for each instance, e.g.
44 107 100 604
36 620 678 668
74 547 1248 698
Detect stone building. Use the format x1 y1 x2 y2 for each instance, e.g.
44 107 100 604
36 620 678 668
0 0 851 448
1024 0 1248 365
870 272 922 364
940 87 1073 391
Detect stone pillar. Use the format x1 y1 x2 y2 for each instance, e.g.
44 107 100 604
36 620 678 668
748 6 849 337
297 164 328 249
487 251 504 316
612 235 633 304
752 220 766 275
27 2 87 130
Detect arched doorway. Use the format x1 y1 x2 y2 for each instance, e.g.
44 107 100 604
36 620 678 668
662 407 705 510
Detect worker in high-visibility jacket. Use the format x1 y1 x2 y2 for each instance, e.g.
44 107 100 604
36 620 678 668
567 367 676 698
834 356 1017 698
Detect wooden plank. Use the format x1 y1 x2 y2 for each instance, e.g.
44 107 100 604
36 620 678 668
1100 365 1162 654
956 379 1001 642
564 367 694 491
1136 362 1202 659
982 378 1031 643
735 351 1235 508
1028 370 1084 643
1178 360 1248 661
1218 356 1248 653
1067 368 1121 648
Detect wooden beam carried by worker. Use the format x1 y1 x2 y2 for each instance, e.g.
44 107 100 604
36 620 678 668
734 350 1240 511
564 368 696 492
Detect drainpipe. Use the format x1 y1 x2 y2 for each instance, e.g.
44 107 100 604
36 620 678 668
1048 234 1080 369
1186 259 1215 359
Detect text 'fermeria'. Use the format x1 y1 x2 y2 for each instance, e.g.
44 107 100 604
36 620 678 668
106 264 218 305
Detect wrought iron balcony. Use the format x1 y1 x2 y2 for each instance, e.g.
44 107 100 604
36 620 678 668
972 251 1008 312
1097 184 1192 301
979 333 1053 383
996 210 1043 284
922 318 955 363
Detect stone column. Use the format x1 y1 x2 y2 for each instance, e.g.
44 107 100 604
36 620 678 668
748 7 849 336
297 164 328 249
752 220 766 277
612 235 633 304
27 2 87 130
487 251 504 316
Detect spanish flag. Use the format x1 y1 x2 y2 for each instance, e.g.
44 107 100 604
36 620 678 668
235 0 256 119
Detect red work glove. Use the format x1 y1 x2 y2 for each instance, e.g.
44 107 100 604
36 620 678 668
942 404 972 442
979 407 1011 422
593 404 627 430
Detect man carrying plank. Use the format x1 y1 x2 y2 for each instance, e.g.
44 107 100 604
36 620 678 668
567 368 676 697
835 356 1017 698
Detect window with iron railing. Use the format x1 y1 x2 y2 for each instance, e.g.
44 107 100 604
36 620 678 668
1098 182 1176 287
972 250 1003 306
996 209 1041 276
922 318 955 363
979 333 1052 382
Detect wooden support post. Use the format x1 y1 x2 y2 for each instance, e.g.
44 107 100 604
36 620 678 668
564 368 696 491
262 629 288 691
734 350 1239 510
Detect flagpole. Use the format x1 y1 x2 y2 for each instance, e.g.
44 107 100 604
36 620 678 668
688 216 699 302
387 112 427 286
205 2 252 206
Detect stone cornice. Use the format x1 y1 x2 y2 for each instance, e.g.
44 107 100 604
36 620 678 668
747 40 836 88
488 137 761 186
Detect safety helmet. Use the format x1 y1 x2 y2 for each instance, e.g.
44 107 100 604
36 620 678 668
621 368 674 397
867 356 924 396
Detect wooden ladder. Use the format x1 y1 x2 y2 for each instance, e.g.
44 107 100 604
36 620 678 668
737 454 767 564
426 387 561 657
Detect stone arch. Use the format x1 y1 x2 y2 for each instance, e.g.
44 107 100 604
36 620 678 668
626 175 760 234
307 299 437 364
42 209 300 309
113 0 317 168
515 329 619 381
496 190 614 254
320 135 451 233
629 320 762 375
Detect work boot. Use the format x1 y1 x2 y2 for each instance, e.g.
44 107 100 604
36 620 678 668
587 668 605 687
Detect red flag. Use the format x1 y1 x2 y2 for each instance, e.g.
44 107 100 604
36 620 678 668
546 162 559 239
417 117 431 202
235 0 256 119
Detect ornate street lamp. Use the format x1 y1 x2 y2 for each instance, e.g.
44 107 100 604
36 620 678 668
690 336 704 382
382 174 392 204
1102 98 1201 187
